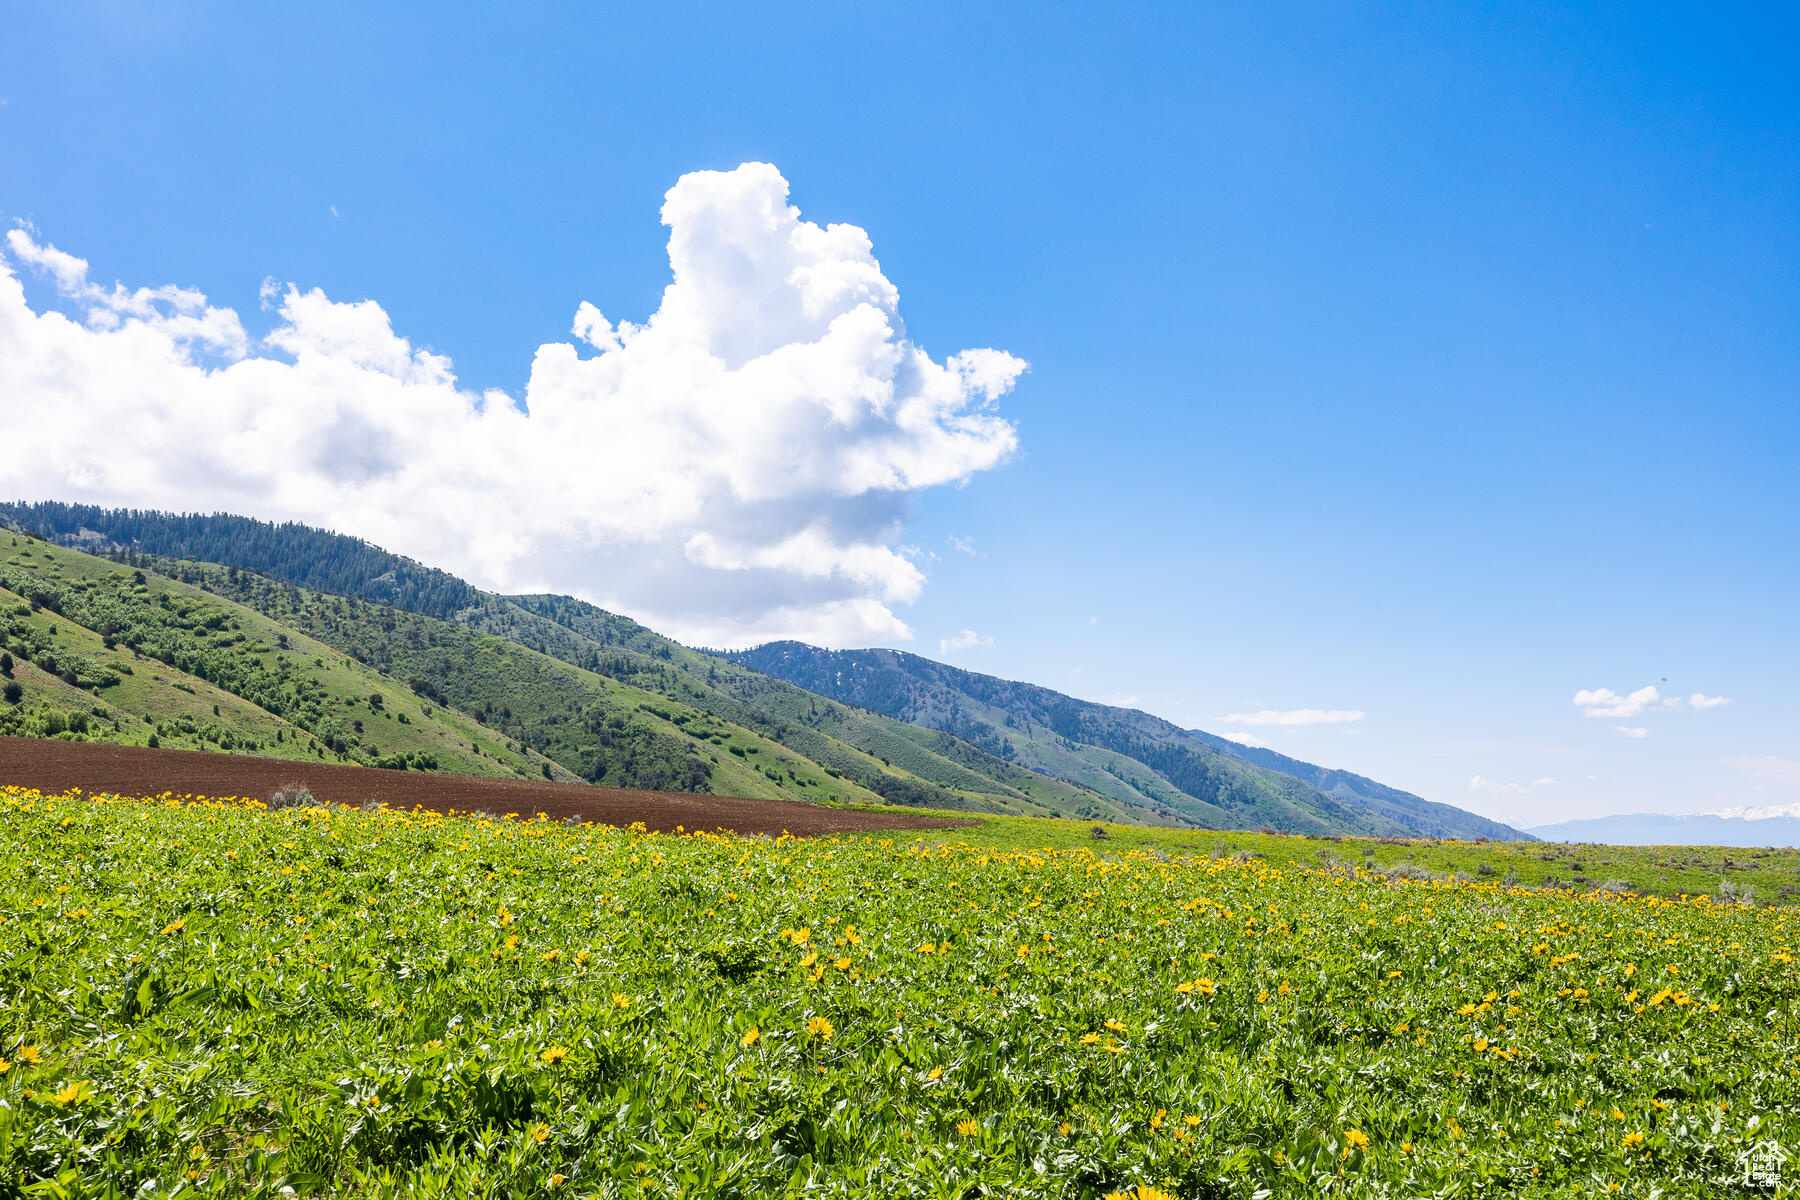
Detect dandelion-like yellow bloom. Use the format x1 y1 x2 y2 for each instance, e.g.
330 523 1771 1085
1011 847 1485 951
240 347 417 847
806 1015 834 1040
957 1118 979 1136
741 1025 760 1047
539 1046 568 1064
1079 1032 1101 1045
928 1066 942 1080
531 1122 550 1144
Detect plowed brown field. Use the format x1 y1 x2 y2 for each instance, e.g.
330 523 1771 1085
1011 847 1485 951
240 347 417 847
0 736 973 838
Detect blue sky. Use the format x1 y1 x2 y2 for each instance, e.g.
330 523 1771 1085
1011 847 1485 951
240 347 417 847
2 2 1795 826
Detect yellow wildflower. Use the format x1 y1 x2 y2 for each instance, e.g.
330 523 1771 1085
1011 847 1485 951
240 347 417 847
52 1080 91 1106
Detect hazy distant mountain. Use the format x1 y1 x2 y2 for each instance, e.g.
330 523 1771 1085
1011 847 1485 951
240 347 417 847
1524 812 1800 848
726 641 1527 840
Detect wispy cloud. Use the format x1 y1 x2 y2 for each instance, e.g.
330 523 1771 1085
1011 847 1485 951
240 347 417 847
1721 756 1800 788
1573 685 1730 718
938 628 992 654
1573 686 1663 718
1217 730 1269 749
1469 776 1556 796
945 534 976 556
1221 708 1364 727
1614 725 1649 739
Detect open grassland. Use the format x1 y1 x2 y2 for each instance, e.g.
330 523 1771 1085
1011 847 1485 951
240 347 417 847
3 786 1797 1198
931 817 1800 909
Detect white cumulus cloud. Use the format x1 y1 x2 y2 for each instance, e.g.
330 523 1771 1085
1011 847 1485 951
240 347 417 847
1572 684 1731 734
1572 685 1665 718
0 164 1025 647
938 628 993 654
1221 708 1364 727
1216 730 1268 749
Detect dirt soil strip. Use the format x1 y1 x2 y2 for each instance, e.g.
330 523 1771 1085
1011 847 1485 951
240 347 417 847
0 736 975 838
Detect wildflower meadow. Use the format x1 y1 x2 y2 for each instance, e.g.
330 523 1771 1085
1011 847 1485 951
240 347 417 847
2 785 1797 1197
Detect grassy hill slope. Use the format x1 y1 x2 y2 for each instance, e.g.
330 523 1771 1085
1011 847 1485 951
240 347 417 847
164 561 1144 819
2 503 1155 821
0 534 570 779
1 502 1519 838
727 642 1526 840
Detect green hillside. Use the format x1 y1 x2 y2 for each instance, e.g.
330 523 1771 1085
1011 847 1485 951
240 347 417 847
727 642 1527 840
157 560 1144 819
0 504 1153 819
0 528 1139 815
0 502 1523 837
0 535 569 779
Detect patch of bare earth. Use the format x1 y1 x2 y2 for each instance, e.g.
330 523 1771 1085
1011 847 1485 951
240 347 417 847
0 736 974 838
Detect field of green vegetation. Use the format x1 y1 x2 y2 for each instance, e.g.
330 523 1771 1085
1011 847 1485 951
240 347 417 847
4 785 1796 1198
937 818 1800 909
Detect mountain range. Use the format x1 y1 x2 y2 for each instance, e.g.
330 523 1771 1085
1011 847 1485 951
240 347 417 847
0 500 1525 839
1524 811 1800 848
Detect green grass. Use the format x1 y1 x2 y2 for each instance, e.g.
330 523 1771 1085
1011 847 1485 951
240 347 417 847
882 812 1800 906
2 784 1796 1197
